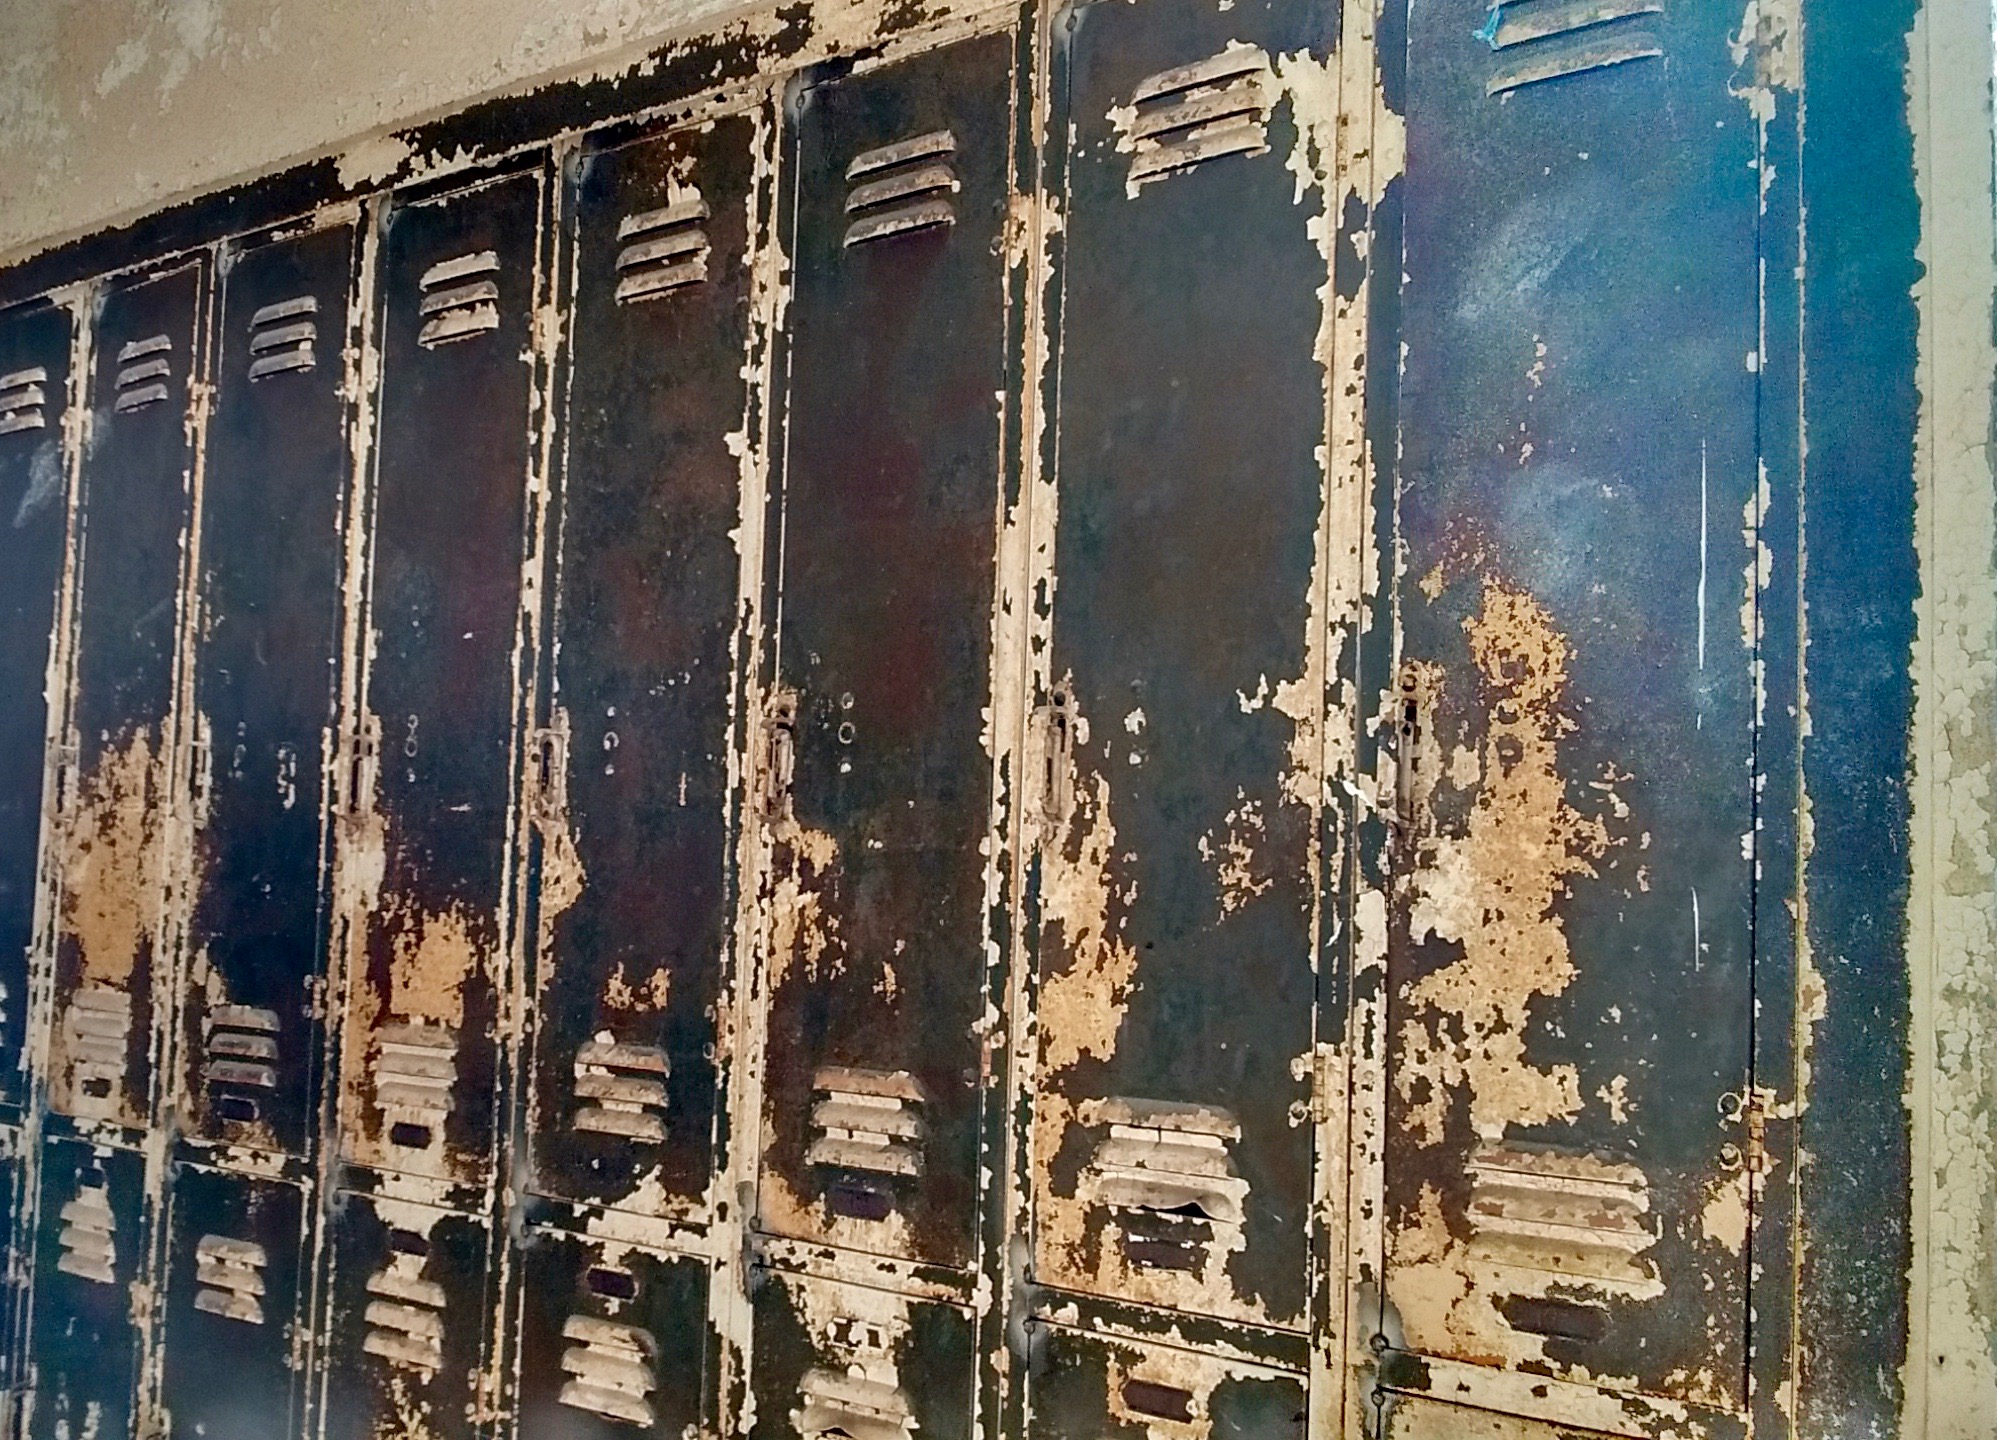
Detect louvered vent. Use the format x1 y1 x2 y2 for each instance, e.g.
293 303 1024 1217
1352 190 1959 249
417 251 500 348
0 367 48 435
843 130 959 248
1464 1143 1653 1282
375 1021 457 1151
559 1314 659 1427
1119 48 1275 190
56 1171 116 1285
1083 1098 1247 1272
573 1038 668 1142
247 295 319 380
615 196 709 304
364 1230 446 1371
113 335 173 413
797 1329 914 1440
807 1067 924 1221
193 1234 268 1324
1479 0 1664 95
204 1004 279 1122
64 983 131 1103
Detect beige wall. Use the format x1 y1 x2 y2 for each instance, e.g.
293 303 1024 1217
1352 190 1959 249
0 0 743 262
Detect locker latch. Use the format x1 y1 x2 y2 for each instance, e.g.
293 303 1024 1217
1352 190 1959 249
1392 663 1424 834
340 713 380 815
1039 685 1074 826
759 689 797 822
529 713 569 825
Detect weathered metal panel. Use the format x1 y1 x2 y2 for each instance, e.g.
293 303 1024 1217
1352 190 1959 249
1383 0 1760 1413
511 1228 708 1439
335 169 545 1185
1383 1394 1602 1440
157 1165 308 1439
182 218 356 1158
49 258 206 1132
526 113 758 1219
0 301 73 1111
1023 1327 1305 1440
748 1271 973 1440
25 1138 144 1440
1029 0 1337 1332
755 31 1016 1268
320 1190 492 1440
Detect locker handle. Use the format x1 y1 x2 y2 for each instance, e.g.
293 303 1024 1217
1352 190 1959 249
1040 687 1074 826
343 714 380 815
760 690 797 822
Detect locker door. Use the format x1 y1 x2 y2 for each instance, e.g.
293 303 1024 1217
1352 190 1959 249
512 1230 708 1440
1024 1328 1306 1440
0 301 72 1111
755 32 1016 1268
336 170 545 1185
49 258 206 1131
1382 0 1761 1415
157 1166 307 1440
527 113 758 1217
183 220 356 1157
26 1139 145 1440
321 1192 491 1440
1029 0 1336 1331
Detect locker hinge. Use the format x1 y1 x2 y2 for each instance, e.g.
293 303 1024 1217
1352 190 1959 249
1291 1045 1339 1126
1719 1085 1779 1177
759 689 797 822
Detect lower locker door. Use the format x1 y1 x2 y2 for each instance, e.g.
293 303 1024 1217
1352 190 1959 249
27 1140 144 1440
1024 1329 1305 1440
159 1167 307 1440
1384 1396 1657 1440
748 1273 971 1440
512 1230 707 1439
755 30 1015 1268
1384 0 1761 1415
323 1192 491 1440
1031 0 1337 1330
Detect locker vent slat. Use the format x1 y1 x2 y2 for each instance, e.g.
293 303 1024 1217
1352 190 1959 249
843 130 958 248
1118 47 1274 190
63 983 132 1106
807 1067 926 1197
55 1176 117 1285
0 365 49 435
374 1021 458 1150
248 293 320 380
1480 0 1664 95
796 1363 915 1440
193 1233 269 1324
204 1003 280 1116
417 250 500 348
1464 1143 1656 1292
615 193 710 304
573 1038 670 1141
364 1236 447 1372
112 333 174 412
1081 1097 1247 1273
559 1311 659 1427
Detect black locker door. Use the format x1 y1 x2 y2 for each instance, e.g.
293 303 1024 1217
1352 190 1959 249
1030 0 1335 1331
512 1229 708 1440
157 1166 307 1440
337 170 544 1186
321 1192 491 1440
26 1138 145 1440
526 113 757 1218
756 29 1016 1270
50 259 206 1131
182 219 356 1157
0 300 72 1110
1023 1328 1306 1440
1382 0 1760 1414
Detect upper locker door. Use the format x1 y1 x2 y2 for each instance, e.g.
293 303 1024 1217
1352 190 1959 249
527 113 758 1219
182 218 356 1159
756 32 1016 1267
50 258 206 1131
0 301 73 1110
1383 0 1761 1417
337 169 545 1186
1030 0 1337 1331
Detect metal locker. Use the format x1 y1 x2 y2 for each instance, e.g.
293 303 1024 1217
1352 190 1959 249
48 258 207 1132
756 27 1017 1270
1029 0 1337 1331
181 217 357 1158
525 112 760 1219
320 1190 492 1440
0 300 73 1111
335 168 546 1186
25 1138 145 1440
157 1165 308 1440
747 1270 973 1440
1382 0 1762 1419
511 1228 708 1440
1023 1328 1305 1440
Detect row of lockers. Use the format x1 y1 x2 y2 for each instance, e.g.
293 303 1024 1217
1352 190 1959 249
0 0 1779 1435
